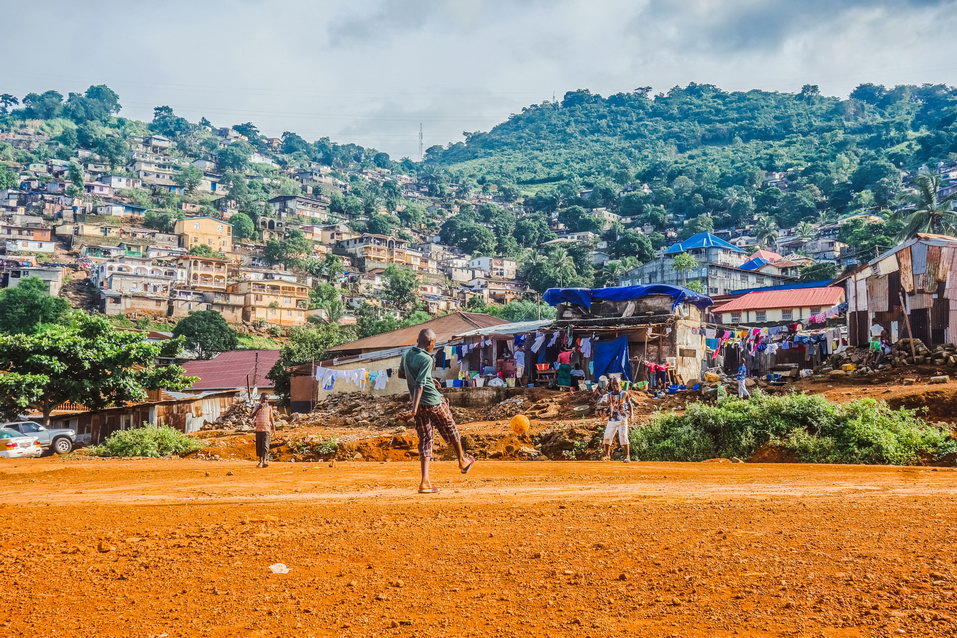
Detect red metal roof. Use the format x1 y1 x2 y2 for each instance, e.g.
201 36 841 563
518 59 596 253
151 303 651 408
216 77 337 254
712 287 845 314
748 249 783 263
182 350 281 390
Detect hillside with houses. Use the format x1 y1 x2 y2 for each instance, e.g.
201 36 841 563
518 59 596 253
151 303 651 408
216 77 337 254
1 83 955 350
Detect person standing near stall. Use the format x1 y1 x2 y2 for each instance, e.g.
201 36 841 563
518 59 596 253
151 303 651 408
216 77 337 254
555 346 573 391
737 362 751 399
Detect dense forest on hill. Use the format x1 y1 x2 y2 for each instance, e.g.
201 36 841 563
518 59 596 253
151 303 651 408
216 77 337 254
432 83 957 185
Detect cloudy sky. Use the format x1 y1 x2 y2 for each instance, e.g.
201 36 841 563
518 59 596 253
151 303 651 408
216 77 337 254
2 0 956 158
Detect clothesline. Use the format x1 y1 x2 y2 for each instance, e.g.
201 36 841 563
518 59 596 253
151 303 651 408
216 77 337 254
314 365 391 391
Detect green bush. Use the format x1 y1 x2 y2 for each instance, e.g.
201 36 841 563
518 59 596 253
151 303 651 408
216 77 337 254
630 392 957 465
90 424 205 458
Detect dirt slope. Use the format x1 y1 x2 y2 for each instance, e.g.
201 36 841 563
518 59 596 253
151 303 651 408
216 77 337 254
1 458 956 637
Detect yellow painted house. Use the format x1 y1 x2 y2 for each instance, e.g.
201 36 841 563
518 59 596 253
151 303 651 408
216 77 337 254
174 216 233 254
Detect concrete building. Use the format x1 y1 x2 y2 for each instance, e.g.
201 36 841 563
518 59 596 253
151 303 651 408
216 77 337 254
174 216 233 254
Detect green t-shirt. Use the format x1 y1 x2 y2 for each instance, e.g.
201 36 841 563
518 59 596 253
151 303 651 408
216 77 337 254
402 346 443 407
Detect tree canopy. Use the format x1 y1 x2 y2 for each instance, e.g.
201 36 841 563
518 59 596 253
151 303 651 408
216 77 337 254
172 310 239 359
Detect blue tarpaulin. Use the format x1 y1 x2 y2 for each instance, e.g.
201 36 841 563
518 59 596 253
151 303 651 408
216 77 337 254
543 285 713 311
591 336 633 382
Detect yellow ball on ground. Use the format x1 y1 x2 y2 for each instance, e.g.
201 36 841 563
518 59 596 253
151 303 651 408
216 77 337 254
510 414 530 435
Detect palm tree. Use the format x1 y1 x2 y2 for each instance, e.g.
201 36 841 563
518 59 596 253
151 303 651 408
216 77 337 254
753 216 779 248
548 246 577 288
795 221 815 239
672 252 699 288
896 172 957 239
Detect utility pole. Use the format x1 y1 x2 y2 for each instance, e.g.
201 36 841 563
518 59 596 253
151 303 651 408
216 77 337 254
418 123 423 161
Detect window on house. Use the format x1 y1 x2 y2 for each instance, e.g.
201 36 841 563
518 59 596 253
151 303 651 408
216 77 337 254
782 309 793 321
730 312 741 323
756 311 767 322
810 307 821 314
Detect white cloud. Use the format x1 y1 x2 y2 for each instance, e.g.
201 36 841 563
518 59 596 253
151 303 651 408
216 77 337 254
1 0 955 158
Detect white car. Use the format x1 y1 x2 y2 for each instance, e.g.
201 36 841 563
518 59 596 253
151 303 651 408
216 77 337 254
0 428 43 458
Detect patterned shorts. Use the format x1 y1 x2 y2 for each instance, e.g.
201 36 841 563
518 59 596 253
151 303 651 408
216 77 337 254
414 401 460 460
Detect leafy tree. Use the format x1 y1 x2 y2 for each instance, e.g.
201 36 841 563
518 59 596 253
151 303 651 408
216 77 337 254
308 283 345 323
610 230 653 261
19 90 63 119
175 165 203 194
0 166 17 189
216 143 252 172
366 213 397 236
672 252 699 288
397 202 426 228
150 105 192 138
229 212 255 240
172 310 239 359
680 214 714 239
798 262 838 282
144 210 183 233
0 277 69 335
838 217 901 260
263 229 311 268
189 244 226 259
0 313 195 424
381 265 420 312
896 172 957 238
0 93 18 114
67 161 84 190
514 215 556 247
354 302 402 339
63 85 121 123
521 246 591 292
266 322 351 403
794 221 815 239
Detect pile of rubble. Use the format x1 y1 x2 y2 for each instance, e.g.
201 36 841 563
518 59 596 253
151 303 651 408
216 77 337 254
203 400 256 431
295 392 409 429
823 339 957 376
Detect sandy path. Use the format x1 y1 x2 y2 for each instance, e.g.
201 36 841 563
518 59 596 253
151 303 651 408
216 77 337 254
1 458 956 637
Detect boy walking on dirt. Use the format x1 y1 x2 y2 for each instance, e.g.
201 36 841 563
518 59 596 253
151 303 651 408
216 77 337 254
399 328 475 494
251 393 274 468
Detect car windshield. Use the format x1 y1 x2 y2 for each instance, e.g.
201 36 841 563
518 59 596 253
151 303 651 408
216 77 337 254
0 429 22 438
19 423 42 433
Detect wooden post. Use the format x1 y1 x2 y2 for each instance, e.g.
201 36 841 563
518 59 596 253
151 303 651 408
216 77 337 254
898 291 917 359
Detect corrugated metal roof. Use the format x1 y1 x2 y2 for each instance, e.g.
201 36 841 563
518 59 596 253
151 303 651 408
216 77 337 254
727 280 832 295
664 232 745 254
327 312 506 353
453 319 553 338
749 249 783 262
182 350 281 390
712 287 845 313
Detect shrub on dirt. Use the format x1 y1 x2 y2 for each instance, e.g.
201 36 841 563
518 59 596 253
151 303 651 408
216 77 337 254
631 392 957 465
90 425 205 458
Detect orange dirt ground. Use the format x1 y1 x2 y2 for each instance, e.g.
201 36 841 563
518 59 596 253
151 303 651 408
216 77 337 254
2 457 957 637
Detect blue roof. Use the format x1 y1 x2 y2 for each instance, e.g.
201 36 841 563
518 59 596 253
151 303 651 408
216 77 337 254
664 232 745 254
728 280 832 296
739 257 769 271
543 284 713 311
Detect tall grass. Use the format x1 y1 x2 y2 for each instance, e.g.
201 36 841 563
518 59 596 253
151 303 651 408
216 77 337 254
630 392 956 465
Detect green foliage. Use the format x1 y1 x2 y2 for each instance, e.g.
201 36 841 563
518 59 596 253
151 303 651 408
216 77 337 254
175 165 203 194
290 435 340 459
229 212 256 240
90 425 204 458
143 209 184 233
309 283 345 323
896 172 957 238
263 229 311 268
267 322 352 402
468 299 556 322
188 244 226 259
0 313 196 422
609 230 653 261
0 165 18 189
381 265 420 312
798 261 838 282
630 393 957 465
172 310 239 359
63 85 121 124
0 276 69 335
216 142 252 172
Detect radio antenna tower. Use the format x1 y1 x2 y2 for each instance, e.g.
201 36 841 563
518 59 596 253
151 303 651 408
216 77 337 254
418 123 424 161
